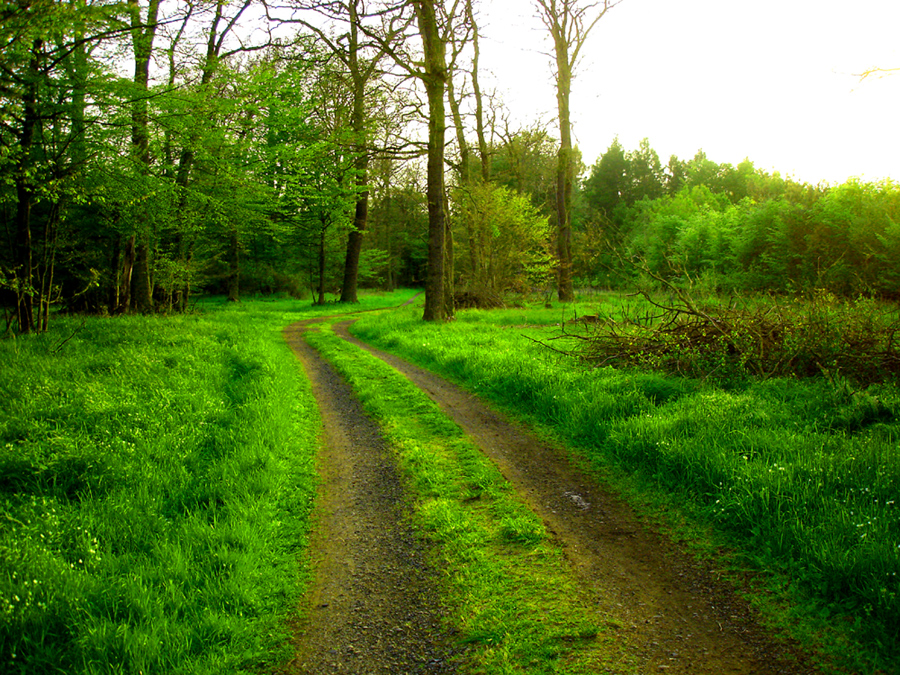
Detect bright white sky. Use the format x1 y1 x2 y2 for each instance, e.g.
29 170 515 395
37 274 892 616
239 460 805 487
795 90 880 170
476 0 900 185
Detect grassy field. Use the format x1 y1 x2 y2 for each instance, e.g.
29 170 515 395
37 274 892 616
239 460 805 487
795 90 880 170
0 292 413 675
351 295 900 675
4 289 898 674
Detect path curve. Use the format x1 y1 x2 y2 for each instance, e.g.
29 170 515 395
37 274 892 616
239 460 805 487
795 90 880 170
331 319 821 675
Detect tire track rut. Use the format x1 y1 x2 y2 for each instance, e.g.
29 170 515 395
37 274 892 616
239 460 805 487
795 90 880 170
330 319 821 675
279 320 460 675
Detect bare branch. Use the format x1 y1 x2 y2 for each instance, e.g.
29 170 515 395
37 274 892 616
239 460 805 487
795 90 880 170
857 66 900 81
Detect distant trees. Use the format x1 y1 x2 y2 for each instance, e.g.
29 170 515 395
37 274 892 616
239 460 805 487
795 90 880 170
0 0 111 332
577 137 900 298
0 0 383 331
454 182 551 302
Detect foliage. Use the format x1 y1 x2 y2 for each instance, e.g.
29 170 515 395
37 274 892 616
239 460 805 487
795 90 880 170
576 138 900 299
454 182 552 303
490 127 559 220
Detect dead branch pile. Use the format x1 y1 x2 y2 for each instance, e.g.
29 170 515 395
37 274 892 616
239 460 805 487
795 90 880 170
569 291 900 385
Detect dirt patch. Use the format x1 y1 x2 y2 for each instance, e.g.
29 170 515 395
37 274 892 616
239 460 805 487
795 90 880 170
278 321 461 674
331 319 823 675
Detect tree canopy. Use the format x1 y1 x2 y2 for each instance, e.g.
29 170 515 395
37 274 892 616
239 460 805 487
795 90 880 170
1 0 895 334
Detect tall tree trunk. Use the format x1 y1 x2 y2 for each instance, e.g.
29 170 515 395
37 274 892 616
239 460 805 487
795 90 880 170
447 69 478 290
341 180 368 302
170 0 238 309
317 221 328 305
132 234 152 310
340 0 369 304
466 0 490 183
447 74 470 185
414 0 451 321
128 0 161 313
442 191 454 315
226 227 240 302
14 177 35 334
536 0 616 302
554 45 575 302
13 40 42 334
118 234 135 313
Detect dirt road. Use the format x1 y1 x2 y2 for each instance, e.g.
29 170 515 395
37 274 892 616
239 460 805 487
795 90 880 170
280 321 461 674
280 316 821 674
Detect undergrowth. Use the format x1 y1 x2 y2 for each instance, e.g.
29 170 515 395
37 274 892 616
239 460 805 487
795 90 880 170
570 291 900 386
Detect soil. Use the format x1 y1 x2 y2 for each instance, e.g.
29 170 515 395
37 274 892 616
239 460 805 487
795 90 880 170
278 312 825 675
279 320 462 674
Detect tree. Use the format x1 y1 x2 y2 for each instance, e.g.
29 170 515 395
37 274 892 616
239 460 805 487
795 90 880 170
412 0 452 320
126 0 162 314
582 136 626 221
0 0 117 332
338 0 376 303
454 182 551 300
268 1 403 304
534 0 621 302
623 137 664 203
492 125 558 214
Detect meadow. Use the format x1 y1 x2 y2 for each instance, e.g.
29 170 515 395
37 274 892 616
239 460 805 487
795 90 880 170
3 289 898 674
0 292 410 675
351 294 900 674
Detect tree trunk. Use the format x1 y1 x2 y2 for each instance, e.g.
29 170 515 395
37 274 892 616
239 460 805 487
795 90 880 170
341 188 368 303
340 0 369 304
13 40 41 334
442 191 454 316
118 234 135 313
446 70 477 291
128 0 161 314
553 33 575 302
414 0 451 321
317 222 327 305
227 228 240 302
132 236 153 312
466 0 490 183
14 177 35 334
536 0 615 301
447 74 470 185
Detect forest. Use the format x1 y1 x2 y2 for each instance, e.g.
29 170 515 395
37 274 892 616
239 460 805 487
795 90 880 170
4 0 898 336
3 2 900 673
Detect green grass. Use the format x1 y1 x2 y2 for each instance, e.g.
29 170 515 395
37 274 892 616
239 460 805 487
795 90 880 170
351 300 900 675
0 290 414 674
304 321 634 674
6 288 895 673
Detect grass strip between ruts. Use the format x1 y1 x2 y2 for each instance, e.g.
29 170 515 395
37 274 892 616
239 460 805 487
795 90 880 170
304 321 635 675
349 301 900 675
